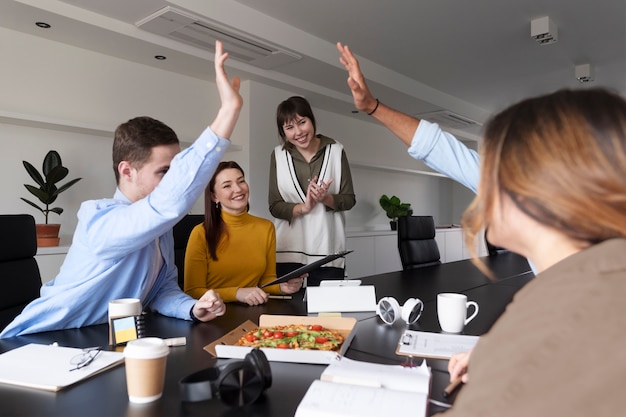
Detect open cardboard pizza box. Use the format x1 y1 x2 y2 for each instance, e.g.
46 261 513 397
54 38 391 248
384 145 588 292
204 314 357 364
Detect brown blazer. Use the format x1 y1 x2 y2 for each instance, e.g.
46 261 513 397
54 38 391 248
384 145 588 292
441 238 626 417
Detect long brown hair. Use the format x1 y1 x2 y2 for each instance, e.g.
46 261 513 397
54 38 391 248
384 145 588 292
204 161 247 261
463 88 626 272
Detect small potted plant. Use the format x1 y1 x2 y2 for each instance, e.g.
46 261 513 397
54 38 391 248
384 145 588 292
21 150 82 247
379 194 413 230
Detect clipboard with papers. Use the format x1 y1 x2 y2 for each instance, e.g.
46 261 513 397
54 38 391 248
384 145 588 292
395 329 480 360
261 250 353 288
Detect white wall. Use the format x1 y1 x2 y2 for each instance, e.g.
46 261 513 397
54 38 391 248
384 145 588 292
1 27 473 244
0 28 215 141
0 27 227 235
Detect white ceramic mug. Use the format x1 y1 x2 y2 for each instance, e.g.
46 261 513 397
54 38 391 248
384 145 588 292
109 298 142 319
437 293 479 333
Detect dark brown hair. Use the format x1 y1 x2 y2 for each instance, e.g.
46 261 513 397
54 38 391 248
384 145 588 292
112 116 179 184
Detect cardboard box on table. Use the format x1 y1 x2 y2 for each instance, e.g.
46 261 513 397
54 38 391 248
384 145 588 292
204 314 357 365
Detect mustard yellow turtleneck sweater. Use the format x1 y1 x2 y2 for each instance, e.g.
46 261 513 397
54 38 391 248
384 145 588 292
183 211 282 302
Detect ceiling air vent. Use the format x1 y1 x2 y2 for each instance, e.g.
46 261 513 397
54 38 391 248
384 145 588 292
136 6 301 69
415 110 481 129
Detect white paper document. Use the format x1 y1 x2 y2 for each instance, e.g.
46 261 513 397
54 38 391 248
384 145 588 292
396 330 480 359
0 343 124 391
306 285 377 313
296 356 431 417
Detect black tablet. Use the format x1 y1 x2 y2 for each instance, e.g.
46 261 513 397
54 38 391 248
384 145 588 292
261 250 353 288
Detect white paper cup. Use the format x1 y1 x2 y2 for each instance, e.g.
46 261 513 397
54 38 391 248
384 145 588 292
124 338 169 403
437 293 479 333
108 298 142 319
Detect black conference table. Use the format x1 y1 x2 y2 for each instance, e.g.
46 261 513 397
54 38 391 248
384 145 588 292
0 252 532 417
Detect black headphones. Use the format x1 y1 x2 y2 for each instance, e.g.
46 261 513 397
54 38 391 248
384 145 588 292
179 348 272 406
376 297 424 325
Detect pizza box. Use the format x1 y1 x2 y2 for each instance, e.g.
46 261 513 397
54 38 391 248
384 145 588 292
204 314 357 364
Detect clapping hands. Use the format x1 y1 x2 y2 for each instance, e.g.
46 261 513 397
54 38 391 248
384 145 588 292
308 176 334 204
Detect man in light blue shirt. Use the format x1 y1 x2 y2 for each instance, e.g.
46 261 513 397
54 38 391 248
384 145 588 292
1 41 241 338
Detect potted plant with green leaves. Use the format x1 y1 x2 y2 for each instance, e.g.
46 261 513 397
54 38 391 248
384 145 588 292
379 194 413 230
21 150 82 247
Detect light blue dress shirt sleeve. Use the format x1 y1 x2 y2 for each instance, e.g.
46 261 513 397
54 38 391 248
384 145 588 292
1 126 229 338
408 120 480 193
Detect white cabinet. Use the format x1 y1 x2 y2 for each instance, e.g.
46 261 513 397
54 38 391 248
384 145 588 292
345 234 375 279
346 230 401 279
374 234 402 274
436 228 465 263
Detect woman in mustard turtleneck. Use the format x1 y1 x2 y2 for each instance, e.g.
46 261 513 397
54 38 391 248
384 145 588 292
184 161 304 305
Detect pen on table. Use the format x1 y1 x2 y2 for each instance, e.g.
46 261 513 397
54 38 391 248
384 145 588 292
268 295 292 300
443 375 464 398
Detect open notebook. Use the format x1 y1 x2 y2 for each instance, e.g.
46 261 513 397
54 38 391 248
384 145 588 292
261 250 353 288
296 356 431 417
0 343 124 392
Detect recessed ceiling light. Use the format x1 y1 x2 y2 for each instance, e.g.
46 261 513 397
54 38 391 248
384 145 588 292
154 55 167 60
35 22 51 29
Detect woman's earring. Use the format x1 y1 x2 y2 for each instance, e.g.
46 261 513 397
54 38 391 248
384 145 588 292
215 201 220 208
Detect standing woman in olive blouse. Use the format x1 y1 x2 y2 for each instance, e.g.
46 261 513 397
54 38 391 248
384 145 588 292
269 96 356 286
185 161 303 306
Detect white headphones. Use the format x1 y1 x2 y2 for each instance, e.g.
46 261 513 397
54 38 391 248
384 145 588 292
376 297 424 325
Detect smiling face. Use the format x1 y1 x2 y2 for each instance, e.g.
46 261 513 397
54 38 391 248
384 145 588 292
211 167 249 214
282 115 317 152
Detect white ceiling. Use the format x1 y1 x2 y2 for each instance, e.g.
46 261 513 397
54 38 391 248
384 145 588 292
2 0 624 141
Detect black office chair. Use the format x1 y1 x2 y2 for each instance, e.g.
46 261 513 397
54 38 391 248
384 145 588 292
0 214 43 331
172 214 204 289
397 215 441 270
